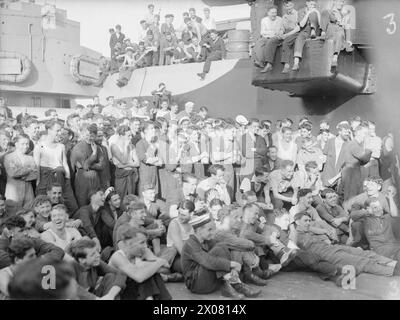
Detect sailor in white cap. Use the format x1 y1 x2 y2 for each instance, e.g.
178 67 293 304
235 115 249 127
180 213 261 299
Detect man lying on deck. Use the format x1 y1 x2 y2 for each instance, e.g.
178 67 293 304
294 212 400 277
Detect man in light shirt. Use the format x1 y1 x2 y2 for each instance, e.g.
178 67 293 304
253 5 284 73
138 20 150 43
202 7 216 31
189 7 202 24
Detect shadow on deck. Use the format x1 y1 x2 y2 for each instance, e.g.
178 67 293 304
167 272 400 300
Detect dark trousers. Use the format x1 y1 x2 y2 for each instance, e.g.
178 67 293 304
293 13 320 59
202 48 222 74
93 273 127 298
186 245 231 294
281 32 299 64
146 51 159 66
74 169 101 207
114 168 138 200
254 37 282 64
159 50 174 66
223 164 235 200
283 249 338 280
361 159 380 182
121 273 172 300
351 220 370 249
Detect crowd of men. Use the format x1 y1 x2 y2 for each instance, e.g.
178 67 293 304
0 88 399 300
106 0 356 89
108 4 224 86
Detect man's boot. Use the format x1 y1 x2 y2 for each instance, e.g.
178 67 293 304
393 261 400 276
232 283 261 298
282 63 290 74
253 267 279 280
242 271 268 286
197 72 206 80
261 63 273 73
220 281 245 300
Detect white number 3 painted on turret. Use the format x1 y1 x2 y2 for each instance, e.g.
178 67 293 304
383 13 397 35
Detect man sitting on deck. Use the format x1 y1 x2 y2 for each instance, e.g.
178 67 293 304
294 212 400 277
108 225 172 300
181 213 261 299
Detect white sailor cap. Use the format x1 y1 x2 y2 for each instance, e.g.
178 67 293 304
235 115 248 126
189 213 212 229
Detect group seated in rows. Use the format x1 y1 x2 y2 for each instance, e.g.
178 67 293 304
0 92 399 299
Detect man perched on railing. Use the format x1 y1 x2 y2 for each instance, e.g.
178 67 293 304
202 7 216 31
253 5 284 73
197 29 226 81
320 0 353 68
281 0 321 73
159 32 178 66
144 30 160 67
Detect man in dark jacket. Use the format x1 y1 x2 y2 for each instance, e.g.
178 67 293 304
181 213 260 299
73 190 105 250
68 238 126 300
197 29 226 80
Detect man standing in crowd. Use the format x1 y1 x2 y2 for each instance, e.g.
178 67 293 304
4 134 38 210
109 225 172 300
34 120 78 214
240 119 268 182
322 121 351 188
70 124 104 207
110 125 139 199
136 122 163 195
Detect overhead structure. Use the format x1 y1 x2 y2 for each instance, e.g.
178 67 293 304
203 0 376 97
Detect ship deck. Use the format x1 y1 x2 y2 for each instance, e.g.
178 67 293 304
167 271 400 300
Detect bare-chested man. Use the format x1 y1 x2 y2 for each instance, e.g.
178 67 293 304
34 120 78 215
110 125 140 199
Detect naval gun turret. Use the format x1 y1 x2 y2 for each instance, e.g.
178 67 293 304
0 0 104 108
